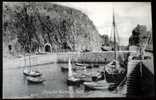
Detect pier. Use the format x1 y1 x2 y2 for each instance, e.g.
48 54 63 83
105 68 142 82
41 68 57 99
126 51 154 96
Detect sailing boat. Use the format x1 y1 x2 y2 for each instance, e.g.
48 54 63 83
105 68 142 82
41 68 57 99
67 58 81 85
104 10 126 83
23 50 46 84
23 33 42 77
83 10 126 90
83 58 118 90
83 69 112 90
23 53 42 77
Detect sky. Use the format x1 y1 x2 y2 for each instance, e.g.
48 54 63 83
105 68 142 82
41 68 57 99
53 2 152 46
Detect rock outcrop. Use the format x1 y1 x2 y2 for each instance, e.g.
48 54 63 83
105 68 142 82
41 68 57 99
3 2 103 54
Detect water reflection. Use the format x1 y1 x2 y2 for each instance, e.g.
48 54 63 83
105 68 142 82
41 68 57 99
3 62 91 98
68 86 74 98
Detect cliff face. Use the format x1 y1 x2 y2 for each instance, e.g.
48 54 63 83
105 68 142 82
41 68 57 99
3 2 102 54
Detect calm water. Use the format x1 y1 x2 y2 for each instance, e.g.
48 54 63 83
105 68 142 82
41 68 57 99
3 62 103 98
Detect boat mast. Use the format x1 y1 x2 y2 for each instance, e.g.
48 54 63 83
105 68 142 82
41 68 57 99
27 4 32 71
24 46 26 68
68 58 73 78
112 9 117 62
29 38 32 70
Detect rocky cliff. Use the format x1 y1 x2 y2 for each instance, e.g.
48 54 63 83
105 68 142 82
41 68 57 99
3 2 103 55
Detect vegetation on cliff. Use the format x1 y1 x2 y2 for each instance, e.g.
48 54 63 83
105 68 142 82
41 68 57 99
129 24 152 50
3 2 105 55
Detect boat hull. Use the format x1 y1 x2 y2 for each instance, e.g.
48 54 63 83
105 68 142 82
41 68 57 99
60 66 76 72
105 71 126 83
26 76 45 84
23 69 42 77
75 63 84 66
67 79 82 86
83 80 111 90
84 85 109 90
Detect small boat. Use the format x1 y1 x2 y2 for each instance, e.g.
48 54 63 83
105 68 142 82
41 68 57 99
101 46 112 51
73 72 92 82
60 66 76 72
60 66 68 72
67 58 81 85
80 68 103 82
93 64 99 68
83 66 117 90
23 52 42 77
83 80 113 90
75 63 84 66
26 76 45 84
67 77 82 85
91 71 105 81
23 69 42 77
86 64 92 69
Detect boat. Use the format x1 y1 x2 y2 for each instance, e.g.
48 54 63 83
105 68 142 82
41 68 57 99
83 10 126 91
83 65 111 90
86 64 92 69
93 64 99 68
23 33 42 77
101 46 112 51
26 76 45 84
61 62 86 72
23 54 42 77
23 69 42 77
105 66 126 83
60 66 68 71
60 65 77 72
75 62 84 66
104 10 126 84
84 80 114 90
74 71 93 82
75 67 105 82
86 64 99 69
67 58 81 85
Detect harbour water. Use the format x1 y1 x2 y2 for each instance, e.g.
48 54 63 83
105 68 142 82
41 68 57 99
4 61 123 98
3 62 83 98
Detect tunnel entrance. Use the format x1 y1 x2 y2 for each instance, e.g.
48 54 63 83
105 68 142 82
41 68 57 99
45 45 51 52
44 43 52 53
8 45 12 51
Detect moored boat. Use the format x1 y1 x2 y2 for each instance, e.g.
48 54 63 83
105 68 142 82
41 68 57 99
26 76 45 84
23 69 42 77
67 77 82 85
23 54 42 77
75 63 84 66
60 65 77 72
103 10 126 84
105 60 126 83
83 80 114 90
93 64 99 68
67 58 81 85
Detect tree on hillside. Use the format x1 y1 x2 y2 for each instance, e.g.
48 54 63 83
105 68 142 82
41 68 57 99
129 24 149 47
13 3 42 53
14 4 34 53
101 35 109 46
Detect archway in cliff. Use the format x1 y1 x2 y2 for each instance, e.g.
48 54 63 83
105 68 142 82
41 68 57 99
44 43 52 53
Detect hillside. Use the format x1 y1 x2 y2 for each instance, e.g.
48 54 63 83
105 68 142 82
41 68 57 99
3 2 104 56
129 24 153 51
